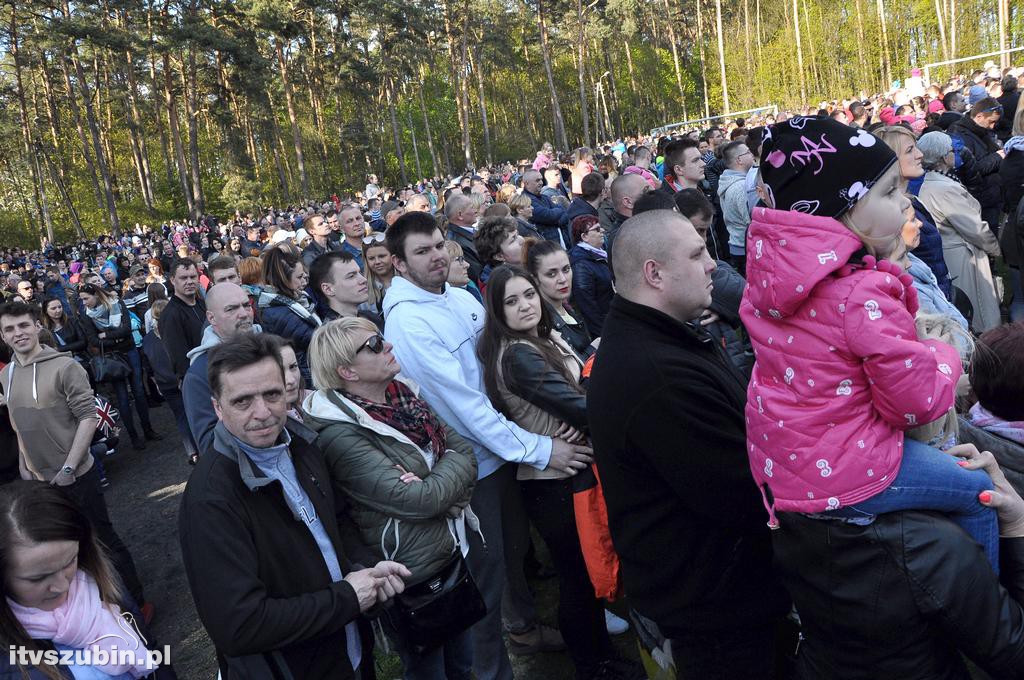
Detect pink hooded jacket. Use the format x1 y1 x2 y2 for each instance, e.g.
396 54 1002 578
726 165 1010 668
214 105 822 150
740 207 962 525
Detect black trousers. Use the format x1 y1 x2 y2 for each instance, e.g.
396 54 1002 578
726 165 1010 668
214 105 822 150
518 477 613 674
671 625 779 680
64 464 145 604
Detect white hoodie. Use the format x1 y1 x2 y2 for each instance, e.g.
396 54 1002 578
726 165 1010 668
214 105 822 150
382 276 552 479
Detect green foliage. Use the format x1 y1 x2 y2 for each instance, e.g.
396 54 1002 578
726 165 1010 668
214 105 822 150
0 0 1019 246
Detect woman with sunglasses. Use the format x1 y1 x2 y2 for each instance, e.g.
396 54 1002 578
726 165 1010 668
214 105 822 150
477 265 638 680
78 284 157 451
303 317 479 680
258 248 322 387
362 232 394 315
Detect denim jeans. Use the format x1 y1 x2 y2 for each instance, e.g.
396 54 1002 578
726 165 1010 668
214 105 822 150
163 388 197 457
112 348 152 441
833 438 999 571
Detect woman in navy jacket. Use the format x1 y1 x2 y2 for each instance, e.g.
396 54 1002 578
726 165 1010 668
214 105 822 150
257 248 322 386
568 216 613 337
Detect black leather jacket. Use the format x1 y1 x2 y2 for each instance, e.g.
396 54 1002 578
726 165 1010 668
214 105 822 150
774 511 1024 680
502 343 588 431
545 300 592 360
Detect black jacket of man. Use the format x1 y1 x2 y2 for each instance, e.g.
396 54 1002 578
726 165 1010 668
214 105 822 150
949 115 1004 214
446 225 483 284
774 511 1024 680
586 295 789 638
159 294 207 379
179 419 375 679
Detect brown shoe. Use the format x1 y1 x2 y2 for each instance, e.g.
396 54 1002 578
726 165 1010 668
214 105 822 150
508 624 566 655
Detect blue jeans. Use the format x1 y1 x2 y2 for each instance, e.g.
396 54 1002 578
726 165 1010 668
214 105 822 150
112 348 152 440
390 626 473 680
832 438 999 572
163 388 197 457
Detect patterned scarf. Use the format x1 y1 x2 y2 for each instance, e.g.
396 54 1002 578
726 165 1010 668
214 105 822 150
344 381 447 459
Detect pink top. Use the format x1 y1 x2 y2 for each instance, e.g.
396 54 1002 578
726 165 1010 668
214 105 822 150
740 208 962 525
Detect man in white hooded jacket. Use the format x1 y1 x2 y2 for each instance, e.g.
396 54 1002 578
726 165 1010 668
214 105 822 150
382 212 593 680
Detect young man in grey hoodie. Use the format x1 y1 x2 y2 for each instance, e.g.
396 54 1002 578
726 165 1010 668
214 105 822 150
0 300 146 606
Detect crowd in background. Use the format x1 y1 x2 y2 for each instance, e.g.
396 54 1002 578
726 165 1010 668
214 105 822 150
1 60 1024 680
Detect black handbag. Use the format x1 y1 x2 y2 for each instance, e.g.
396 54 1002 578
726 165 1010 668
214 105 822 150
386 553 486 653
90 350 131 383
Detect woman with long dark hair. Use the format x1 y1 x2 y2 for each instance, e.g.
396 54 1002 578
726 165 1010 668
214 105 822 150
39 297 87 363
523 238 594 358
0 481 167 679
477 265 637 680
258 248 322 386
78 284 157 450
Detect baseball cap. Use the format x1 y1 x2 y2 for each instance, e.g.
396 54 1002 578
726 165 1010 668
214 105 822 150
271 229 296 244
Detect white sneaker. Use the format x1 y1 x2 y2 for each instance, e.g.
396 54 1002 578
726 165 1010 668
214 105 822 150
604 608 630 635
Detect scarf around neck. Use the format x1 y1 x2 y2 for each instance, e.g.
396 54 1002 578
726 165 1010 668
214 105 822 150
969 402 1024 444
577 241 608 260
85 302 121 330
342 381 447 460
8 570 154 677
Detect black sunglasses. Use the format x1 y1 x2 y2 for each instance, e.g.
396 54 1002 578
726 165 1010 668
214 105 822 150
356 333 386 355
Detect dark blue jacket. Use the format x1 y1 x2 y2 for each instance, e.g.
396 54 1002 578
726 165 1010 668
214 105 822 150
525 190 570 247
258 296 320 386
566 197 599 228
907 180 954 300
569 244 614 337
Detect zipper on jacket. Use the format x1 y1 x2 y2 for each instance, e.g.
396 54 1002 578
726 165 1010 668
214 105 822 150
308 472 326 497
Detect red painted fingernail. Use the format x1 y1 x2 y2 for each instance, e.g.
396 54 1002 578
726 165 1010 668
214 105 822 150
979 491 992 504
957 460 969 467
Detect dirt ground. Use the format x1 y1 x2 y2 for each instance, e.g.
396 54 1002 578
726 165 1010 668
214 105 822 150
104 405 640 679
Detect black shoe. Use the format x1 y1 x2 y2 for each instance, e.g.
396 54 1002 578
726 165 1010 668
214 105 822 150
144 428 163 441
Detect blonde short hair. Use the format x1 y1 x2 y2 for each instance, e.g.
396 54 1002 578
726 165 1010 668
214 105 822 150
507 193 531 216
308 316 381 390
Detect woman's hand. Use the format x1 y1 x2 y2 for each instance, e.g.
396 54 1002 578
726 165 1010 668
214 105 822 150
950 444 1024 538
554 421 586 444
395 464 422 484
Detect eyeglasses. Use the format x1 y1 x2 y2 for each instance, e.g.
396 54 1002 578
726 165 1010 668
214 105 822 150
452 255 467 264
362 233 386 245
356 333 386 355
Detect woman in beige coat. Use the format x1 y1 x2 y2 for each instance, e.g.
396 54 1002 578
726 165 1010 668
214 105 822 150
916 131 1002 332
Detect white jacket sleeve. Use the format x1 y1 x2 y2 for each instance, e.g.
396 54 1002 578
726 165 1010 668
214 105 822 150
387 323 552 471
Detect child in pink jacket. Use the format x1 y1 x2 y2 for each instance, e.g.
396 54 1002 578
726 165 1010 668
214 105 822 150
740 117 998 569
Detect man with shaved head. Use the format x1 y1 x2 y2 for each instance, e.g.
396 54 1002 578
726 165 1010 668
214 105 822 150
405 192 431 213
601 172 650 264
183 282 260 455
587 210 790 679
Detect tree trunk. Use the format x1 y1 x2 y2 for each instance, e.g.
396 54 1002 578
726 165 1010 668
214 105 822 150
123 48 156 209
407 110 424 181
949 0 956 59
417 78 442 178
998 0 1009 69
934 0 950 61
792 0 807 102
41 146 85 239
743 0 753 85
37 52 68 180
59 53 105 212
275 39 309 198
604 51 624 138
471 46 493 165
715 0 730 113
163 53 195 217
458 4 474 168
662 0 687 116
802 0 820 95
70 48 120 236
697 0 711 118
538 0 569 150
756 0 763 65
147 2 175 191
876 0 891 89
443 0 472 170
854 0 868 85
10 10 54 242
387 80 409 185
265 88 292 200
183 47 205 216
575 0 592 147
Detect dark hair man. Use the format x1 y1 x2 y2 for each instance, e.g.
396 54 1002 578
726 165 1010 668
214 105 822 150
180 332 410 678
160 258 207 380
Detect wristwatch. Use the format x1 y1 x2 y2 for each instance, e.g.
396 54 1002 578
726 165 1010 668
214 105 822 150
61 465 74 477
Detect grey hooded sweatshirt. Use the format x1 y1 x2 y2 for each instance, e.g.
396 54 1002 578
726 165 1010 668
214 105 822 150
1 346 97 479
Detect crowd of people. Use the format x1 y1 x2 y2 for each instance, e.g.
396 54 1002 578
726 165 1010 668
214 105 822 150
1 61 1024 680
